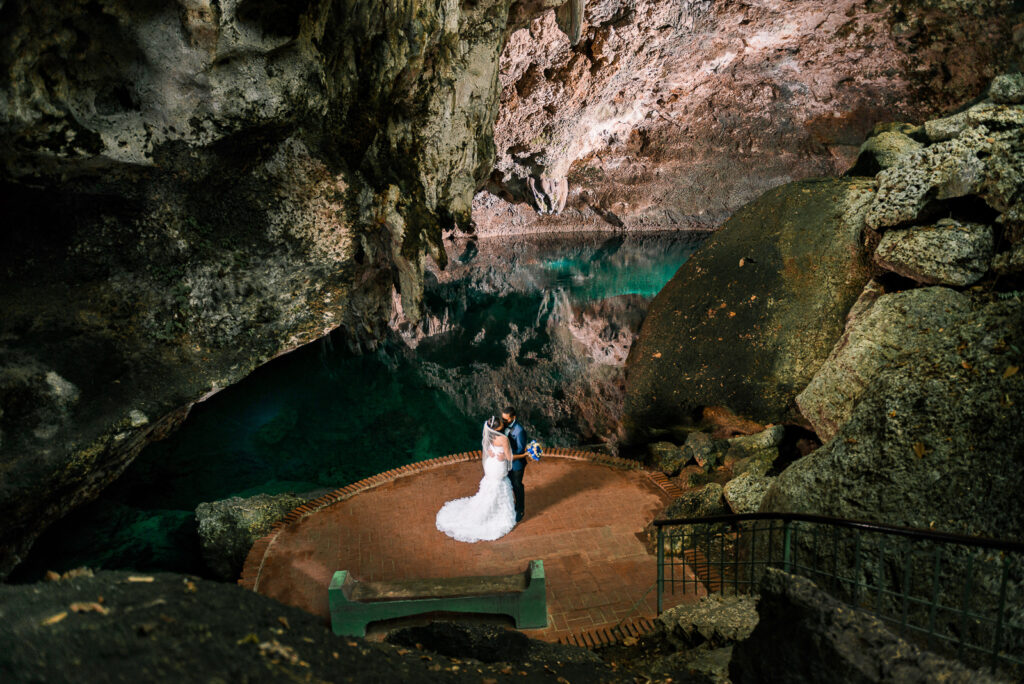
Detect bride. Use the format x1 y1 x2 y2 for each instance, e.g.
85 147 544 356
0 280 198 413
435 415 518 543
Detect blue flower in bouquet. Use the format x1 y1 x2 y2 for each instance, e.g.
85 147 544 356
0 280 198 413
526 440 543 461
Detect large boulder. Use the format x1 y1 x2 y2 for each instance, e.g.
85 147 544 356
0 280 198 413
796 285 972 444
766 294 1024 540
195 493 306 581
729 569 1001 683
625 177 875 436
722 473 772 515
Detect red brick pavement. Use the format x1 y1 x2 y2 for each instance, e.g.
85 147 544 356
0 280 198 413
242 452 704 643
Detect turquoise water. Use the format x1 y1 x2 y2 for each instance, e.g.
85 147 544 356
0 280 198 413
13 232 708 581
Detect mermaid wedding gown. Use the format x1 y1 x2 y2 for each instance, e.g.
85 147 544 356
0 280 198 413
435 424 517 543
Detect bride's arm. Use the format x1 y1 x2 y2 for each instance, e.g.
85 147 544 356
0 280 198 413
501 436 513 462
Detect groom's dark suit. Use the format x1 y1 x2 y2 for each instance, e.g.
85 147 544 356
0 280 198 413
506 420 527 522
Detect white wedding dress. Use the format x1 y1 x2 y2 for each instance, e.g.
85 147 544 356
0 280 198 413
435 424 517 543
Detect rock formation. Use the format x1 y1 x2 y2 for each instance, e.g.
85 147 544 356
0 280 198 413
730 569 1002 683
195 492 306 581
474 0 1024 236
624 177 875 435
0 569 631 682
0 0 579 578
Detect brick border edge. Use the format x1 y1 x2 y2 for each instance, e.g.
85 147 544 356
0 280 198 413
237 448 680 649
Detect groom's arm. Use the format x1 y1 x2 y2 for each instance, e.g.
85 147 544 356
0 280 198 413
510 427 528 459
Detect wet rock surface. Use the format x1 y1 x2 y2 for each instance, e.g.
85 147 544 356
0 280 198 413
0 570 632 683
195 493 307 581
730 569 1003 683
624 177 875 435
475 0 1023 236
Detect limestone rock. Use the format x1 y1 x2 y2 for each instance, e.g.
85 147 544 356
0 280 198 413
685 432 727 470
731 452 775 478
0 0 548 578
659 594 759 648
796 286 972 444
477 1 1023 237
852 130 925 175
729 569 1001 684
723 472 772 515
625 178 875 434
866 97 1024 232
648 442 689 477
993 244 1024 275
671 484 725 520
196 493 306 581
725 425 784 457
768 296 1024 541
924 111 970 143
725 426 781 477
990 73 1024 104
873 222 995 286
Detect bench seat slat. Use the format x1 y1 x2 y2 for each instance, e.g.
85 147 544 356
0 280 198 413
347 573 527 601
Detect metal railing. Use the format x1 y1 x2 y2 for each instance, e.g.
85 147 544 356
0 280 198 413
654 513 1024 675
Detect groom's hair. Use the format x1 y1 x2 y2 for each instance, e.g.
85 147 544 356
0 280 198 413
502 406 516 418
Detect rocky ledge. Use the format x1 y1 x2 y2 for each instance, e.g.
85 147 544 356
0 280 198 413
0 569 630 683
0 0 583 579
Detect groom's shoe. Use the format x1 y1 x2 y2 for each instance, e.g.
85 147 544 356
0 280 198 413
516 514 524 522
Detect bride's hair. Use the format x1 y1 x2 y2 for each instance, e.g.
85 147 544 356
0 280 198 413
486 415 505 431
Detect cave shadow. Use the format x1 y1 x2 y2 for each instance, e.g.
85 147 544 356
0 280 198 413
519 464 622 521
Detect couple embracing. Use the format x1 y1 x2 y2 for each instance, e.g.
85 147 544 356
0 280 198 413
435 407 531 543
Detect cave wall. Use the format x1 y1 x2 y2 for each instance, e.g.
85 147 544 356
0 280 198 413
473 0 1024 235
0 0 573 578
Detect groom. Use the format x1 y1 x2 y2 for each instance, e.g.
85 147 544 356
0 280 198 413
501 406 528 522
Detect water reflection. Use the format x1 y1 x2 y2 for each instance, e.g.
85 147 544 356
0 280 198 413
14 231 709 580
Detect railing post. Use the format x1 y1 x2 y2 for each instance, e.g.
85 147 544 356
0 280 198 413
656 525 664 615
782 519 792 574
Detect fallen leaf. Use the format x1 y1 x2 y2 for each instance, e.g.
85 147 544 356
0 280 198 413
43 571 61 582
652 352 662 359
1004 366 1019 379
183 580 197 593
961 360 972 370
622 636 638 646
277 616 290 630
127 576 154 583
70 602 109 615
42 612 67 626
912 442 927 459
739 258 746 267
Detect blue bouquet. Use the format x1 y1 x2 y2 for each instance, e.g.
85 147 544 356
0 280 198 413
526 440 543 461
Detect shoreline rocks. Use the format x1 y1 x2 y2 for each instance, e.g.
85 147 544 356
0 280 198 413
196 493 307 582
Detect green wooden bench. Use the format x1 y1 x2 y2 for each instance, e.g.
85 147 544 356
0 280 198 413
328 560 547 637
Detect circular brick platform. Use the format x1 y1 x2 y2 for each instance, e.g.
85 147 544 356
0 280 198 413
239 449 700 646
